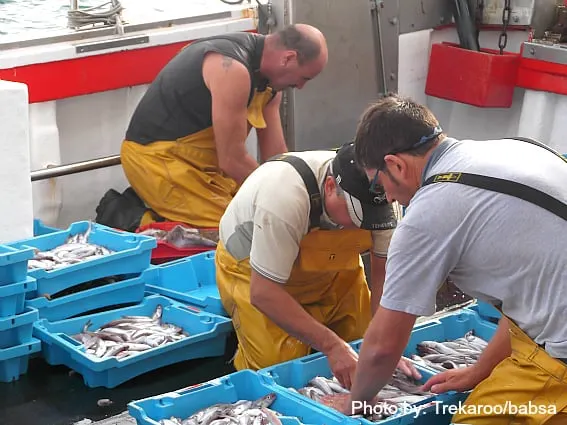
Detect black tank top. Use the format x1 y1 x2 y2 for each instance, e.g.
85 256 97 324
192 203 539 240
126 32 273 144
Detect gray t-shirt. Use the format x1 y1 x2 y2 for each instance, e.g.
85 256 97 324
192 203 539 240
381 137 567 358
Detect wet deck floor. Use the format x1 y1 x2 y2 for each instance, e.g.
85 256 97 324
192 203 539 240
1 282 472 425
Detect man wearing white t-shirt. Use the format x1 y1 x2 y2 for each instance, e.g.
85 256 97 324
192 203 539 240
215 142 420 388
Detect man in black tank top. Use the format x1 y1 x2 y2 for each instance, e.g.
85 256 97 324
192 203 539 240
96 24 328 232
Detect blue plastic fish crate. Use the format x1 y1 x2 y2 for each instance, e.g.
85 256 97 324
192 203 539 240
0 244 35 287
465 300 501 322
32 294 233 388
0 306 38 349
404 309 497 375
0 276 37 317
145 252 226 316
258 340 461 425
128 369 357 425
0 338 41 382
25 268 151 322
6 221 157 298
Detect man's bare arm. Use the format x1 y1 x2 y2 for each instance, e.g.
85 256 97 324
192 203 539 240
256 91 288 162
369 253 387 315
203 53 259 185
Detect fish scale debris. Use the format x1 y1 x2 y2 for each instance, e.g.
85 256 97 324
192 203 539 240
28 223 114 271
159 393 297 425
290 370 434 421
139 225 218 248
411 330 488 372
72 304 189 360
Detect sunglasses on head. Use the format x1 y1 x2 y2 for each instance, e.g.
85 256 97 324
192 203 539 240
368 126 443 194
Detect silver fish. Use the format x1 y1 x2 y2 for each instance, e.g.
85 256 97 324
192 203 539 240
414 331 488 372
308 376 334 395
73 304 188 359
28 223 114 271
163 394 285 425
140 225 218 248
296 368 434 421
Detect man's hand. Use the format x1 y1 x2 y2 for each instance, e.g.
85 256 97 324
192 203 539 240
396 357 422 380
421 365 484 393
319 393 354 415
327 341 359 390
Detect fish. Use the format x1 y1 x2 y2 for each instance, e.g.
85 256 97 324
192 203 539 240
27 222 114 271
138 224 218 248
160 394 294 425
72 304 189 360
298 371 434 421
414 331 489 372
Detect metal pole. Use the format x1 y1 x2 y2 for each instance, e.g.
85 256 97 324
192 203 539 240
31 155 121 181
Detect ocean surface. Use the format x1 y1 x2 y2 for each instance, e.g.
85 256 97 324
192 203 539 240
0 0 249 41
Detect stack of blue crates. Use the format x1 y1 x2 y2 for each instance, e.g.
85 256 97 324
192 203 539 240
0 219 236 389
0 242 41 382
12 220 157 322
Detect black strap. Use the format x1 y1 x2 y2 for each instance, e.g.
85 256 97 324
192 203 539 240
422 137 567 221
268 154 322 230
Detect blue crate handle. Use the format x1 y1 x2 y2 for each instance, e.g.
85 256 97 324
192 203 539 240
179 304 202 314
177 381 219 396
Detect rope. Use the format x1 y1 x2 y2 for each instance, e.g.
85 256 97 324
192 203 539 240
67 0 124 31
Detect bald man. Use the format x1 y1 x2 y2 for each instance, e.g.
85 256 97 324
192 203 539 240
106 24 328 232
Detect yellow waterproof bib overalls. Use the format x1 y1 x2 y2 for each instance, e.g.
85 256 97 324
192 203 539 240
452 314 567 425
120 88 274 229
423 136 567 424
215 153 374 370
215 229 373 371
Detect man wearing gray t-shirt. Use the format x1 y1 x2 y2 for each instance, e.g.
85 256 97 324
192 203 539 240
326 94 567 425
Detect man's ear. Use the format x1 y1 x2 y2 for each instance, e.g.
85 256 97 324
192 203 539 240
282 50 298 67
384 154 407 178
324 175 336 197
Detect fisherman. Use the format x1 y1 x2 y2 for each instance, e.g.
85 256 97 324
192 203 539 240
215 141 421 388
95 24 328 231
325 93 567 424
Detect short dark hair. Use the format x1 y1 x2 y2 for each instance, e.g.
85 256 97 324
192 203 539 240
354 93 443 169
275 25 320 65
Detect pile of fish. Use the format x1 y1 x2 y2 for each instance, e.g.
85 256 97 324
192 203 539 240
139 224 218 248
159 393 294 425
72 304 189 360
410 330 488 372
289 370 433 421
28 224 114 271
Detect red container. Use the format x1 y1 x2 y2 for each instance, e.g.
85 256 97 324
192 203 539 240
425 42 520 108
135 222 217 265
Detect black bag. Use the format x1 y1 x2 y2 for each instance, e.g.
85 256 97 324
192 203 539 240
95 187 163 232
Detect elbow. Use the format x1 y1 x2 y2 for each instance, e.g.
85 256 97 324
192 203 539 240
250 282 269 311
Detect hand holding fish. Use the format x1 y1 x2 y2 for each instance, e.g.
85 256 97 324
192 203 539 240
396 356 422 380
327 341 359 390
421 364 482 393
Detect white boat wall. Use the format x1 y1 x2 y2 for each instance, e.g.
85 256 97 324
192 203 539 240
0 0 565 242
